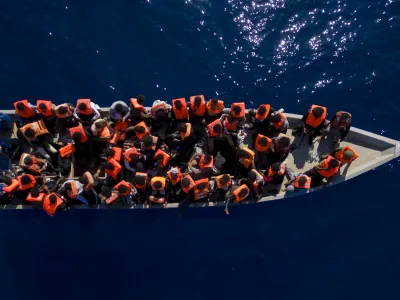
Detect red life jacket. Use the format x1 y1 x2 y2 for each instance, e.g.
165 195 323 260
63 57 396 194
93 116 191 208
69 126 88 143
206 99 224 116
224 118 237 131
36 100 54 117
14 100 35 119
334 146 359 164
305 105 327 128
76 99 93 115
172 98 189 120
114 180 132 196
167 167 182 186
207 119 223 137
154 149 170 167
59 143 75 158
43 193 63 216
189 95 206 116
315 156 340 178
255 134 272 152
194 178 210 201
17 174 36 191
130 98 145 112
105 158 122 180
2 179 19 193
230 102 245 118
256 104 271 120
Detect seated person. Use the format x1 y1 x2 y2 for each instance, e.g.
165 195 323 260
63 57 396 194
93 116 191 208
293 105 328 145
206 98 224 122
129 95 150 125
265 162 287 185
284 168 311 194
109 101 130 123
303 156 340 187
73 99 101 125
269 111 289 136
189 153 214 180
224 184 250 215
149 176 168 208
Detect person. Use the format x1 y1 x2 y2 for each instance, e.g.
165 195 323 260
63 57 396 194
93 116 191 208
14 99 36 123
269 111 289 136
323 111 352 146
26 186 46 203
153 148 170 176
224 184 250 215
69 125 89 144
166 167 183 202
43 193 65 216
284 169 311 194
248 169 265 199
189 95 206 121
78 171 97 204
150 100 171 141
178 174 196 213
230 102 246 122
102 158 122 186
234 147 255 178
109 101 130 122
114 180 136 205
1 176 20 198
90 119 111 138
171 98 189 125
140 134 159 157
19 152 58 175
206 98 224 122
58 180 89 205
247 104 274 134
265 162 287 185
73 99 101 124
254 134 273 169
129 95 150 125
131 121 150 141
132 172 149 204
268 134 292 165
17 174 39 192
322 145 359 166
123 147 147 173
36 100 56 131
98 186 120 206
193 178 214 202
206 119 235 154
294 105 328 145
214 174 232 202
104 147 122 163
165 123 196 162
149 176 168 207
189 153 214 179
19 120 50 144
55 103 77 135
304 155 340 187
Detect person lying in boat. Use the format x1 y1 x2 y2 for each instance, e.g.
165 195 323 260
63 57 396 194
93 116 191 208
109 100 130 123
73 99 101 125
321 145 359 166
284 169 311 194
19 152 58 175
293 104 328 146
224 184 250 215
269 111 289 136
206 98 225 123
303 155 340 187
129 95 150 126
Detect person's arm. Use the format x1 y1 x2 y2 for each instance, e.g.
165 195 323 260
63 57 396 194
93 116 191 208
124 159 135 172
224 193 235 215
122 106 130 121
91 103 101 121
73 107 80 121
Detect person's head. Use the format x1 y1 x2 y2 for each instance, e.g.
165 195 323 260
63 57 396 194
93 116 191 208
170 169 179 179
174 100 182 110
4 176 13 186
104 148 115 157
136 95 145 104
72 132 83 143
57 105 68 115
129 153 139 163
20 175 32 185
64 182 72 190
153 181 162 190
270 162 281 173
155 110 166 119
181 177 191 188
115 103 123 113
220 174 230 185
30 187 40 197
249 171 257 182
143 135 154 146
177 123 187 133
95 120 105 129
298 176 308 187
16 102 26 111
341 112 351 120
78 176 88 185
101 186 112 198
328 158 339 169
237 149 249 159
278 137 291 148
38 103 48 112
118 185 128 194
194 96 202 107
238 187 249 198
227 115 235 123
24 128 35 139
213 123 222 134
78 102 87 111
201 154 212 165
271 113 281 123
197 182 207 191
343 150 355 160
258 105 267 115
258 137 269 147
24 156 33 165
311 107 324 118
135 125 145 134
210 98 219 109
232 105 242 116
49 194 57 204
104 162 115 171
135 174 146 186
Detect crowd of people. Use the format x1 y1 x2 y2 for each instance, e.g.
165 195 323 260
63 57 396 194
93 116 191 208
0 96 359 216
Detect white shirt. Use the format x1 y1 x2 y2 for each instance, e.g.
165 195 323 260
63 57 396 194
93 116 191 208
73 102 101 121
109 101 130 120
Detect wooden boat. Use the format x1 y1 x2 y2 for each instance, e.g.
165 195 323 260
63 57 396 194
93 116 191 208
0 107 399 210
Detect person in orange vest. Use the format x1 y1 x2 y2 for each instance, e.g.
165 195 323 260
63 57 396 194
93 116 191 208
58 180 89 205
36 100 57 131
14 100 37 123
77 171 97 204
73 99 101 124
248 169 265 199
90 119 110 138
166 167 183 202
294 105 328 145
264 161 287 185
171 98 189 125
98 186 120 206
129 95 150 125
189 95 206 120
323 111 352 146
166 123 196 162
269 134 292 165
132 172 149 204
284 169 312 194
234 148 255 178
322 145 359 166
101 158 122 186
178 174 196 213
114 180 137 205
54 103 78 135
254 134 273 169
214 174 233 202
0 176 19 203
304 156 340 187
246 104 275 134
149 176 168 208
269 111 289 136
140 135 159 157
224 184 250 215
153 149 170 176
189 153 214 180
19 153 58 175
123 149 147 174
230 102 246 121
43 193 66 216
206 98 225 122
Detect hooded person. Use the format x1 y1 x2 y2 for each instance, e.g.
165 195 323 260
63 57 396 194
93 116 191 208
109 101 130 122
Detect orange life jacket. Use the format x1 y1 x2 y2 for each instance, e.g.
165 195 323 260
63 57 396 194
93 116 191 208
199 155 213 169
315 156 340 178
134 121 150 140
181 174 195 194
255 134 272 152
109 131 124 145
76 99 93 115
180 123 192 140
109 147 122 162
172 98 189 120
230 102 245 118
294 175 311 189
194 178 210 201
151 102 168 115
239 147 255 169
21 120 49 140
105 158 122 180
114 180 132 196
224 118 237 131
98 125 111 139
105 192 119 204
233 184 250 204
36 100 54 117
114 120 129 132
167 167 182 186
256 104 271 120
305 105 327 128
215 175 232 189
135 172 148 189
26 192 46 202
130 98 145 112
123 147 139 163
14 99 36 119
334 146 359 164
2 179 19 193
206 99 224 116
56 104 72 118
67 181 79 199
43 193 63 216
17 174 37 191
331 111 352 129
207 119 223 137
151 176 166 192
268 162 287 177
69 126 88 143
19 153 40 174
272 112 287 130
59 143 75 158
154 149 170 167
189 95 206 116
249 169 263 196
142 135 158 151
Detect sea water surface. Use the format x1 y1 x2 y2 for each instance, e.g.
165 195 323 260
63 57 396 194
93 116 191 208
0 0 400 299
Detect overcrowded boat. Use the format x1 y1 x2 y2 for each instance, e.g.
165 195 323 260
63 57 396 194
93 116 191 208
0 96 398 216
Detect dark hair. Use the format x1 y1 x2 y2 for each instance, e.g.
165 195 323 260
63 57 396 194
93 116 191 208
270 162 280 173
135 162 145 172
155 110 166 118
271 114 281 123
238 187 249 198
154 154 164 162
213 123 222 133
104 162 114 170
49 194 57 204
232 105 242 115
64 182 72 190
101 186 112 198
4 176 13 186
328 158 339 168
258 105 267 115
143 135 153 146
20 175 32 185
57 106 68 115
95 121 104 129
72 132 82 142
197 182 207 191
210 98 218 106
30 187 40 197
24 156 33 165
78 102 87 110
258 137 268 146
202 154 212 164
311 107 324 118
227 115 235 123
118 185 128 194
129 153 139 163
38 103 47 112
279 137 291 148
153 181 162 190
136 95 145 104
220 174 230 184
181 177 190 187
248 171 256 181
16 103 25 111
115 103 123 113
104 148 115 157
24 128 35 138
134 140 142 148
194 96 202 106
177 123 187 133
78 176 88 185
341 112 350 120
174 100 182 110
135 126 145 134
298 176 308 187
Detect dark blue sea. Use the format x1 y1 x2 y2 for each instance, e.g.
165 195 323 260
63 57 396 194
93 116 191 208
1 0 400 299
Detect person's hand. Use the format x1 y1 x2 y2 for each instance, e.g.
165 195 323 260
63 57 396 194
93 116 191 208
201 119 206 124
163 203 168 209
224 207 230 215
